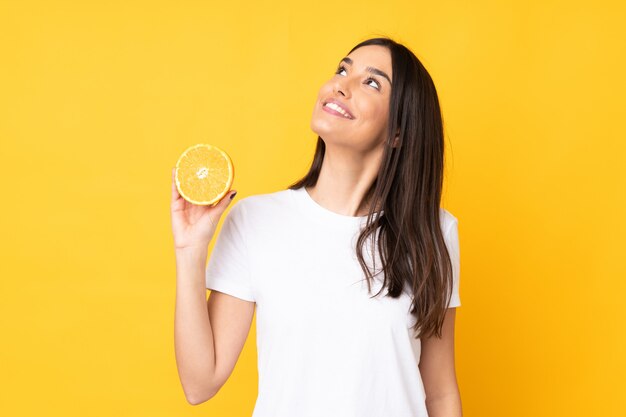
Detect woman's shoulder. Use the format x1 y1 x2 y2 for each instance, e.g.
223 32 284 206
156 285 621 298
230 188 294 218
236 188 291 207
439 207 459 234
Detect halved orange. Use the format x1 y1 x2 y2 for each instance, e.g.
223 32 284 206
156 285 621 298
175 144 234 205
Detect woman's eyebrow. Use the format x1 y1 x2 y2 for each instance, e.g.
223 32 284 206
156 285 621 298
339 56 392 85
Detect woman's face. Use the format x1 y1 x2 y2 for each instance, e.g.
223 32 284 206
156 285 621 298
310 44 393 152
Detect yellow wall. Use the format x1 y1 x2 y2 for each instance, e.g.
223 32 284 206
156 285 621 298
1 0 624 415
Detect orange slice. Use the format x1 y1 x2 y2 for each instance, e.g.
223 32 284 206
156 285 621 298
175 144 234 205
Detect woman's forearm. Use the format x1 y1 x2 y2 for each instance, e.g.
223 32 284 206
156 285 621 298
174 246 217 404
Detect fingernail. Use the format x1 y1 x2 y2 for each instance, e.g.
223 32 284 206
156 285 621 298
230 191 237 200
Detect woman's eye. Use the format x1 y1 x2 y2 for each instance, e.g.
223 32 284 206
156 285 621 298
366 78 380 90
335 65 347 76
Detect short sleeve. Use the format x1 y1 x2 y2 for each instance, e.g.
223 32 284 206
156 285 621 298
205 201 255 302
444 219 461 308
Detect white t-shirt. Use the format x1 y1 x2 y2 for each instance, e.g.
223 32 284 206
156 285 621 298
205 186 461 417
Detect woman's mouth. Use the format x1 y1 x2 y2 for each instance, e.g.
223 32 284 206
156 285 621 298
322 102 354 119
322 99 354 119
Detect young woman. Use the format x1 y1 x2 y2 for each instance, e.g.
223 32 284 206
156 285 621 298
171 37 463 417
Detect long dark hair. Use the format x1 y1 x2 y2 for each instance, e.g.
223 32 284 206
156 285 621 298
287 37 453 339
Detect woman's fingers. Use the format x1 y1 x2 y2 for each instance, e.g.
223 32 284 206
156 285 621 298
171 167 180 202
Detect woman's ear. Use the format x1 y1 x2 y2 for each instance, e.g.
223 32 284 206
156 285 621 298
391 130 400 147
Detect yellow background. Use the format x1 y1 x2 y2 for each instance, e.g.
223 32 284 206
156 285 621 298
1 0 624 415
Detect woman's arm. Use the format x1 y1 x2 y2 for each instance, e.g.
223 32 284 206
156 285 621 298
418 307 463 417
170 166 254 405
174 247 256 405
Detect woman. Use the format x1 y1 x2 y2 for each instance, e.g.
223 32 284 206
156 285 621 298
171 37 463 417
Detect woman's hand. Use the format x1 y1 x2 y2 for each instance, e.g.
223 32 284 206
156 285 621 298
170 167 237 251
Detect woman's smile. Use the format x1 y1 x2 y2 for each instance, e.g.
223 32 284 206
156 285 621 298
322 101 354 119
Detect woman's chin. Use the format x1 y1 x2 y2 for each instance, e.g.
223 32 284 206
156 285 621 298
310 119 346 139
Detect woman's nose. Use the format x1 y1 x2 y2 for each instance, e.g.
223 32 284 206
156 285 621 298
333 76 351 98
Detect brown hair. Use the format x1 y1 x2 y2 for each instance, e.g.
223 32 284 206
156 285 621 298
288 37 454 339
